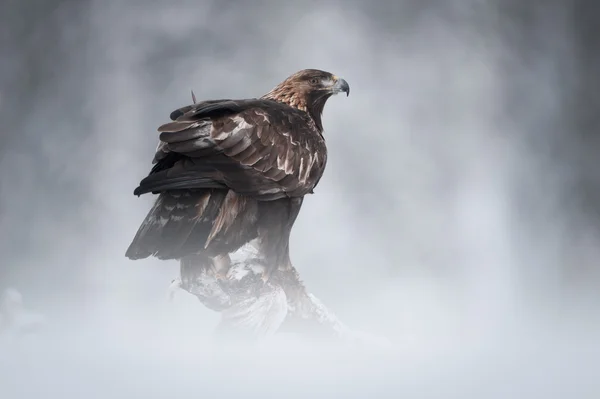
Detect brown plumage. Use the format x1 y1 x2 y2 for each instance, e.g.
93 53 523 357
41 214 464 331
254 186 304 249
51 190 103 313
125 69 349 287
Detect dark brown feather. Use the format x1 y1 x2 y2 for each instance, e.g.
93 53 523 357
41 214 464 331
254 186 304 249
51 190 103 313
134 99 326 200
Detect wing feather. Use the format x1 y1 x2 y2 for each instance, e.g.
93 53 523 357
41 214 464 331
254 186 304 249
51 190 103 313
241 144 273 168
134 99 327 200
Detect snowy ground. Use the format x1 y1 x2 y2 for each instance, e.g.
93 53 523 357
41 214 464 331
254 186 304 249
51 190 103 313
1 289 599 399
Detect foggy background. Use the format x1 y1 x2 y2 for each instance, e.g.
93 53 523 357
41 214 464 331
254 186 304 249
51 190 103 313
1 0 599 397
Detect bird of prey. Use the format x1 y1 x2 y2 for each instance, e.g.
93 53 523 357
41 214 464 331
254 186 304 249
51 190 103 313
126 69 351 339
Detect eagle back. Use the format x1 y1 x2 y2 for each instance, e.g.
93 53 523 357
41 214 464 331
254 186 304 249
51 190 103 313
137 99 328 200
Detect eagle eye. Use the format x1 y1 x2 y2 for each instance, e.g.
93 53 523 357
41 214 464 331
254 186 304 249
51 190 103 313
309 78 320 85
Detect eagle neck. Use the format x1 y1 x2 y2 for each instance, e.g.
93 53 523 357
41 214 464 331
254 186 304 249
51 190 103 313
260 90 325 134
292 103 324 134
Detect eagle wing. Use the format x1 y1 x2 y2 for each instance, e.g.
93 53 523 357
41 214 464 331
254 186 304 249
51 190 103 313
134 99 327 201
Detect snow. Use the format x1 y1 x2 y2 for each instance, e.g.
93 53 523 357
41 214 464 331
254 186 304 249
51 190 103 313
0 287 598 399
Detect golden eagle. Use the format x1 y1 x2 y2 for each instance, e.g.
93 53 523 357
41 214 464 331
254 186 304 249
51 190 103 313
126 69 352 339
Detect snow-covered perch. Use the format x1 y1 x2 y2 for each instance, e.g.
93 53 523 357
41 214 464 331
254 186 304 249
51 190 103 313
169 243 390 347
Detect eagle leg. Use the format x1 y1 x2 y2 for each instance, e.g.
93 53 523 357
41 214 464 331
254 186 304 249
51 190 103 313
210 254 231 281
260 268 272 284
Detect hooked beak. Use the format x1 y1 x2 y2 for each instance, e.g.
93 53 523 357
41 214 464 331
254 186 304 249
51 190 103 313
331 77 350 96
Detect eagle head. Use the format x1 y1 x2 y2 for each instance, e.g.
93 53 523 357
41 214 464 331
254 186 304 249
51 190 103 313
262 69 350 131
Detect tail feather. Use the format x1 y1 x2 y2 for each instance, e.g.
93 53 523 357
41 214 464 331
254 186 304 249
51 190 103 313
125 190 226 260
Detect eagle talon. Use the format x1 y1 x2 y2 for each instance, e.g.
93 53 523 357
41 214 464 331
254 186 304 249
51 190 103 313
208 266 227 281
260 273 270 284
214 272 227 281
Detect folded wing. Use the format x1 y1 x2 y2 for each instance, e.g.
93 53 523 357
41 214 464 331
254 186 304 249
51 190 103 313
134 99 327 201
